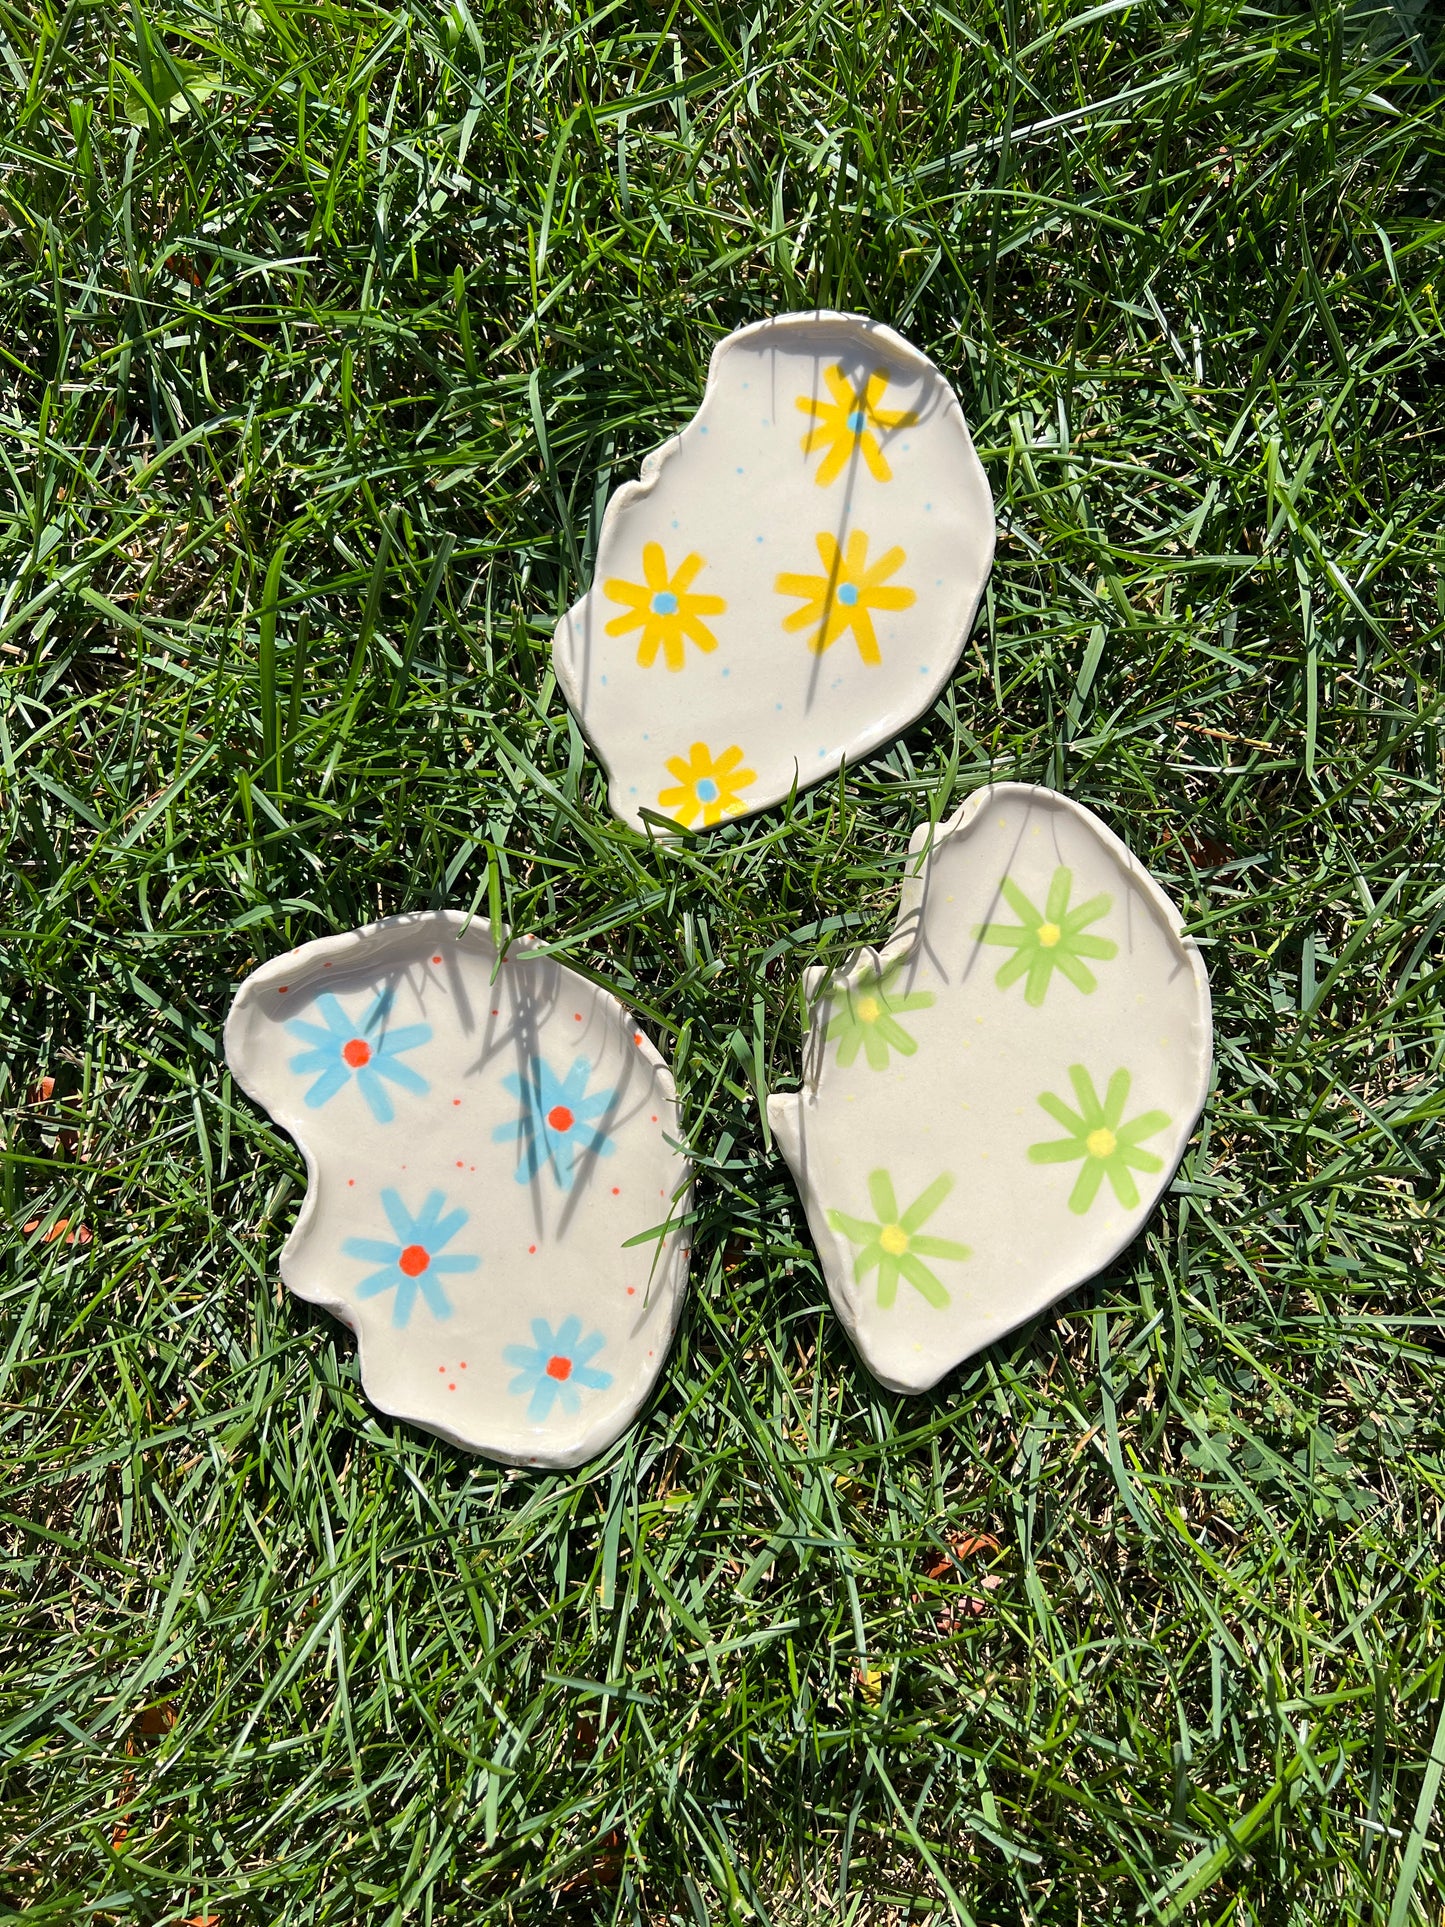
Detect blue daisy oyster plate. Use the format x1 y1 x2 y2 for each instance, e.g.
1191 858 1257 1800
767 784 1213 1393
226 912 691 1466
553 310 995 832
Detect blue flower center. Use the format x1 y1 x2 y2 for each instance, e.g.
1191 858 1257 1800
650 589 678 616
836 582 860 607
847 408 867 434
695 777 719 803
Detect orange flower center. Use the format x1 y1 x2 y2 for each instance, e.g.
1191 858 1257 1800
342 1037 371 1067
547 1105 575 1132
398 1244 430 1277
546 1354 572 1381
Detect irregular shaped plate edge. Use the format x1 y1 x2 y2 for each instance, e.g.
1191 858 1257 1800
551 309 997 834
766 782 1215 1391
224 909 693 1467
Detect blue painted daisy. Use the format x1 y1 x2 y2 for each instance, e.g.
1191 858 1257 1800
286 991 430 1122
492 1054 617 1190
342 1189 479 1328
504 1316 612 1420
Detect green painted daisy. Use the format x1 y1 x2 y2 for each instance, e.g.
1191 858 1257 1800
823 962 935 1070
1028 1066 1171 1215
827 1170 970 1309
974 866 1117 1006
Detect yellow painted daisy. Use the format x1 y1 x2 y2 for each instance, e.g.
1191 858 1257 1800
657 742 756 829
603 543 726 672
774 530 916 665
795 364 919 486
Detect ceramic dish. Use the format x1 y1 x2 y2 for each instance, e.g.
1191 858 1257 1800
553 310 994 833
767 783 1212 1391
225 912 691 1465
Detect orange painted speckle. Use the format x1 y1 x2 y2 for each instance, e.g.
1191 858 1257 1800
633 1031 642 1045
546 1354 572 1381
611 1186 620 1196
324 962 333 968
438 1365 445 1373
491 1008 499 1016
459 1361 467 1369
432 954 442 964
456 1160 464 1168
448 1381 456 1390
650 1114 658 1123
528 1244 536 1255
547 1104 575 1132
342 1037 371 1068
399 1244 429 1277
627 1287 635 1296
278 986 288 994
452 1097 461 1106
573 1012 582 1022
347 1179 355 1187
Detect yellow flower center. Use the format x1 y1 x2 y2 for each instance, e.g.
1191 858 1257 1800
1036 921 1061 948
1086 1127 1116 1160
879 1223 909 1256
856 995 881 1023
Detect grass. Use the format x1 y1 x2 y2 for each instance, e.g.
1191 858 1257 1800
2 0 1444 1918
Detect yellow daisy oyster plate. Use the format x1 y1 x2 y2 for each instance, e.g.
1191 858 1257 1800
767 785 1213 1393
552 312 995 832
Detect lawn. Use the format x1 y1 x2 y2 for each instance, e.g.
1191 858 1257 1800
3 0 1444 1919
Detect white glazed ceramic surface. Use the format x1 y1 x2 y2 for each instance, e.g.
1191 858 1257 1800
225 912 691 1466
767 784 1212 1393
553 311 994 833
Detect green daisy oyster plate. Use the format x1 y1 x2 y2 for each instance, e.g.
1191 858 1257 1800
768 784 1213 1393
